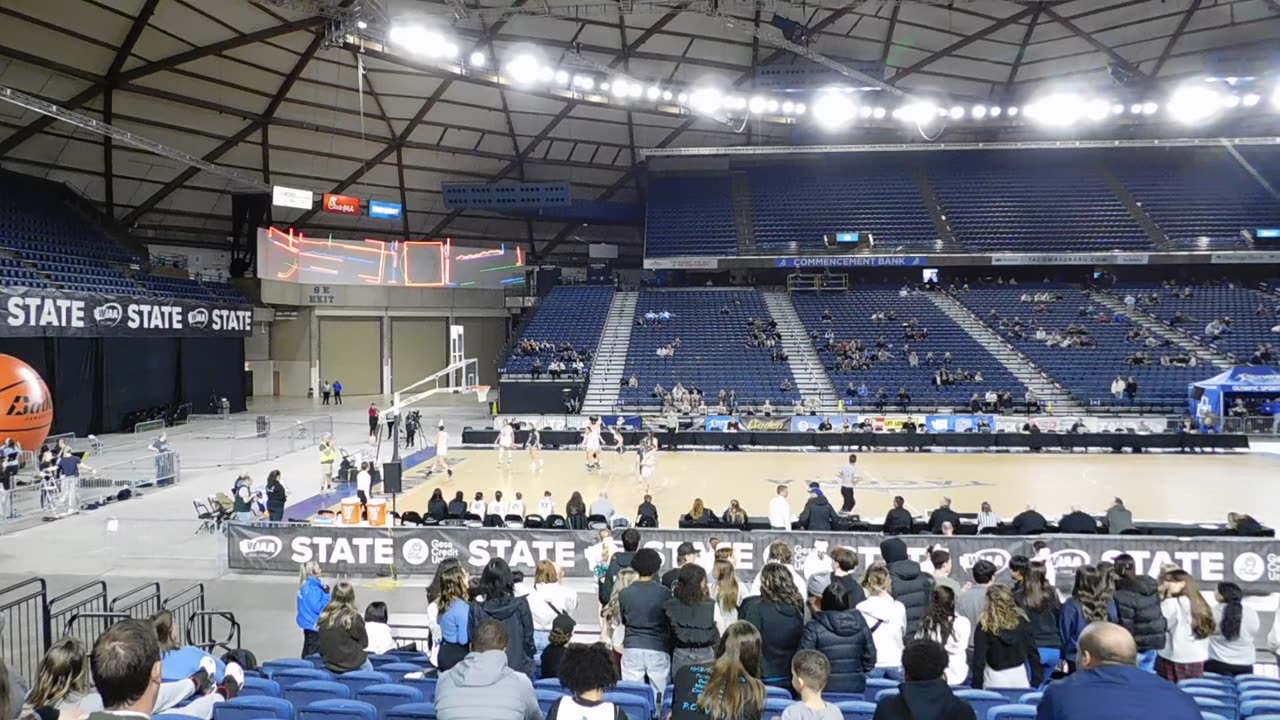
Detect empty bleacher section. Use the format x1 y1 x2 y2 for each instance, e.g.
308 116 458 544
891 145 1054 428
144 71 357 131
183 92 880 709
791 288 1026 410
617 289 797 408
1103 147 1280 250
644 175 737 257
1108 282 1279 366
927 150 1154 252
952 286 1208 410
136 273 247 303
746 159 940 252
500 286 615 376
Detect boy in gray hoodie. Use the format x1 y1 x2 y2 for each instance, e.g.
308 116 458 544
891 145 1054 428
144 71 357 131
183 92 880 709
435 622 543 720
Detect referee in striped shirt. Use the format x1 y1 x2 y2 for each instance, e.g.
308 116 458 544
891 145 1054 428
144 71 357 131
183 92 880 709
836 453 857 512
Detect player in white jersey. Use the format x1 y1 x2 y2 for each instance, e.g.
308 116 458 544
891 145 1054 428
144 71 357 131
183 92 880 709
428 422 453 477
582 416 603 470
525 426 543 469
607 421 625 454
495 421 515 467
638 431 658 491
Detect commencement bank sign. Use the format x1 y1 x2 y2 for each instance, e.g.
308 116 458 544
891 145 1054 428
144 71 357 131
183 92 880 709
774 256 927 268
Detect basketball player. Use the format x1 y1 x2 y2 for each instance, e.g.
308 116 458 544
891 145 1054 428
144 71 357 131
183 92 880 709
428 421 453 478
638 431 658 492
495 421 515 467
582 416 603 470
525 426 543 469
607 421 625 455
836 453 857 512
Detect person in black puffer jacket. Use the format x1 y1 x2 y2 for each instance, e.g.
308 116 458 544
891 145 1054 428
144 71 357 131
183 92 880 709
664 564 720 673
469 558 537 676
880 537 934 637
1013 560 1062 673
741 562 807 688
798 581 876 693
1111 554 1167 668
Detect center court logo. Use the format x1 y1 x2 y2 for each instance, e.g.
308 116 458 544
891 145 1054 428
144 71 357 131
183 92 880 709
239 536 282 560
776 477 992 492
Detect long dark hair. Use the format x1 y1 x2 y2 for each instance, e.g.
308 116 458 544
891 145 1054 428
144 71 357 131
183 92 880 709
567 491 586 515
673 563 709 605
1217 582 1244 641
757 562 804 613
917 585 957 642
430 489 444 503
697 621 766 720
1071 566 1113 623
267 469 282 488
1021 561 1058 611
478 558 516 600
427 557 462 603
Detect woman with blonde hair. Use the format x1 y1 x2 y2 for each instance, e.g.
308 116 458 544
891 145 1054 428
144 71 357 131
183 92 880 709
1157 568 1215 681
603 568 638 666
435 562 472 671
317 581 371 673
855 562 908 672
529 559 578 666
296 561 330 657
973 584 1042 689
669 621 766 720
685 498 714 525
711 559 743 634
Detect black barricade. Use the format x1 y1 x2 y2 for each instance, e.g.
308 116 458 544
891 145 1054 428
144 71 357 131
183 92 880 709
164 583 208 648
49 581 110 651
109 581 162 620
0 578 50 682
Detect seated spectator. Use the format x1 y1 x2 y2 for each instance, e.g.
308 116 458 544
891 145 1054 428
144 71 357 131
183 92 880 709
782 651 840 720
538 613 576 681
870 639 975 720
1058 506 1098 534
799 582 876 694
636 494 659 527
1037 622 1201 720
1105 498 1134 534
926 498 960 535
88 620 191 720
1228 511 1265 536
666 564 719 673
914 587 971 686
741 562 806 688
975 501 998 533
546 643 623 720
670 621 766 720
152 610 227 687
856 563 908 673
590 491 616 520
447 491 468 517
1010 504 1048 535
435 621 542 720
882 496 913 535
317 581 371 673
972 584 1042 689
363 602 397 654
683 498 717 526
428 489 449 520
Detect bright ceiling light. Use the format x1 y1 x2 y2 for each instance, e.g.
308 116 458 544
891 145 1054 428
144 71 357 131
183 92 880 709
1167 84 1223 123
1271 86 1280 110
748 96 766 113
1224 94 1241 109
600 82 610 91
898 101 940 125
611 80 628 97
688 87 724 115
555 70 570 85
990 106 1002 117
1129 103 1143 114
573 75 594 91
388 25 422 47
948 105 965 119
357 20 368 30
1006 106 1018 117
662 90 673 101
627 84 642 98
677 92 688 103
646 86 661 101
440 42 458 59
537 66 555 83
794 103 806 115
972 105 987 119
1242 93 1260 107
813 91 857 130
1026 93 1085 126
1084 98 1110 122
782 101 795 114
505 54 542 86
766 99 779 113
1142 101 1158 115
1111 103 1125 115
872 106 886 119
470 51 486 67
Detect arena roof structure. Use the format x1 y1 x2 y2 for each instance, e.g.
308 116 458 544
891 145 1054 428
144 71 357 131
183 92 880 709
0 0 1278 261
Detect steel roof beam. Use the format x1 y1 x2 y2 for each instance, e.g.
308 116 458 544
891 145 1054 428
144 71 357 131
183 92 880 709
887 6 1036 85
1041 5 1146 81
1149 0 1201 79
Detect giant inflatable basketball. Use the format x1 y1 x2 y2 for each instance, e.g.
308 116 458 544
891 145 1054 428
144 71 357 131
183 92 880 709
0 354 53 451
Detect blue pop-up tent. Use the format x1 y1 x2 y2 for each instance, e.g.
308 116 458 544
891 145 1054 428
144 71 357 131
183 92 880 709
1188 366 1280 428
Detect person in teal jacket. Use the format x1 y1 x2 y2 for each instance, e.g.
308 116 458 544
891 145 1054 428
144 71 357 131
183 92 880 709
297 561 331 658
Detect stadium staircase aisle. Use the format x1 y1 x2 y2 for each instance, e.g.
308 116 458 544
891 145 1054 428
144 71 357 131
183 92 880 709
1087 291 1233 370
582 291 638 414
912 166 957 248
762 291 838 409
1095 163 1171 250
928 292 1083 412
730 171 756 254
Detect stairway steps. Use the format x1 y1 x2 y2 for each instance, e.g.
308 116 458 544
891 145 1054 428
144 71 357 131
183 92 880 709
762 291 838 408
581 291 639 414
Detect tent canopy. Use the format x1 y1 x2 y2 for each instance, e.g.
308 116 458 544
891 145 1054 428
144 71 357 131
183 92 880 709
1190 366 1280 394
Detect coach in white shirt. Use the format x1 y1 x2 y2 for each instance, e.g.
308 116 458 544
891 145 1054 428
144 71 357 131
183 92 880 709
768 485 792 530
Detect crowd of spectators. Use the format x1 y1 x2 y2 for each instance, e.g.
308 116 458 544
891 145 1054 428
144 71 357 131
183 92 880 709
512 340 593 380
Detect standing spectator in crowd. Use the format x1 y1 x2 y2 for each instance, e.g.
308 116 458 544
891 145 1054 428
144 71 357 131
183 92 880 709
529 561 578 668
317 582 371 673
434 561 472 671
929 549 960 596
1 438 21 491
1207 581 1259 676
955 560 996 651
88 620 165 720
600 528 640 606
782 651 840 720
927 498 961 535
828 547 866 608
602 569 637 666
857 563 908 675
538 614 576 682
1156 568 1214 681
769 485 791 530
882 497 913 535
665 564 719 673
545 643 623 720
332 380 343 404
368 403 379 437
1106 498 1134 535
296 562 331 658
879 538 934 637
976 502 999 533
363 602 396 655
836 454 858 512
435 621 542 720
741 563 806 689
663 543 699 589
799 582 876 694
670 622 765 720
798 487 838 531
972 585 1042 689
1110 376 1125 402
1015 561 1063 674
471 559 536 677
751 542 807 600
619 549 672 709
230 474 254 523
1011 505 1048 535
871 640 975 720
1036 622 1201 720
915 587 971 686
1060 566 1117 672
711 560 744 633
264 470 287 522
1112 554 1167 671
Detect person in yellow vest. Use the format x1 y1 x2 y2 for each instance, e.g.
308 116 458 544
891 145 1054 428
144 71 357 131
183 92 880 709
319 434 337 494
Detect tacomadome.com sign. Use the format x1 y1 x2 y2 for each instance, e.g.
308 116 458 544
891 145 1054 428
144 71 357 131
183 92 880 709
1 287 252 338
990 253 1149 266
227 524 1280 593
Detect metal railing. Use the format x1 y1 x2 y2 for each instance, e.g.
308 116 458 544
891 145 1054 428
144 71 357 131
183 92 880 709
165 583 208 648
49 581 110 653
1221 415 1280 435
185 610 240 654
0 578 51 682
109 582 162 620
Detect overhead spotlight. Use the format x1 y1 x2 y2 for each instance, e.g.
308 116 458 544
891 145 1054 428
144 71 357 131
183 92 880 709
357 20 368 29
1242 93 1260 107
677 92 688 103
972 105 987 119
1027 93 1085 126
555 70 570 85
949 105 965 119
470 51 486 67
1084 98 1110 122
688 87 724 115
440 42 458 59
538 66 555 83
611 80 628 97
627 83 642 98
990 106 1002 117
1271 86 1280 110
859 106 872 118
646 86 661 101
748 96 767 113
1168 84 1223 123
1224 95 1241 109
872 106 886 119
601 82 610 91
813 90 857 130
766 99 779 113
1142 101 1158 115
573 75 594 91
1006 106 1018 117
662 90 673 101
794 103 806 115
1129 103 1143 114
782 101 795 114
505 54 542 86
898 101 940 125
1111 103 1125 115
388 25 421 47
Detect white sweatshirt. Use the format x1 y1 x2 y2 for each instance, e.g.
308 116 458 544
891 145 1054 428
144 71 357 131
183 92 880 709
1158 596 1210 664
857 593 908 668
1209 603 1260 667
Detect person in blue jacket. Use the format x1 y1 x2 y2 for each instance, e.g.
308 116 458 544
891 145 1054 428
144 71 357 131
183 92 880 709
298 561 331 657
1059 565 1118 672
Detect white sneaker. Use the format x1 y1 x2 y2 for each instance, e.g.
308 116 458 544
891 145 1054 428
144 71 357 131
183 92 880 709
199 656 217 679
223 661 245 690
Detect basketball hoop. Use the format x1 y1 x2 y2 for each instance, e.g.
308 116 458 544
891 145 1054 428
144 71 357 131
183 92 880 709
471 385 491 403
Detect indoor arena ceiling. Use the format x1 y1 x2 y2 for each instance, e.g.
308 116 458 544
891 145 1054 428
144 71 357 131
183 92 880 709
0 0 1277 260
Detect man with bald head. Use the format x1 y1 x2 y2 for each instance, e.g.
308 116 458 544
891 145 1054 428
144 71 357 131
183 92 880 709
1036 622 1201 720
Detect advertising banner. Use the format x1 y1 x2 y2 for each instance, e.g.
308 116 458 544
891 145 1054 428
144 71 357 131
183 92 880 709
642 257 721 270
924 415 995 433
773 256 927 268
601 415 644 430
322 193 361 215
990 253 1149 266
1 287 252 338
227 524 1280 593
788 415 862 432
368 200 403 220
272 185 313 210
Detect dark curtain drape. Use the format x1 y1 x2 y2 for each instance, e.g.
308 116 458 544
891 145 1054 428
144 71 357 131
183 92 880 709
179 337 247 413
102 337 179 432
5 337 100 437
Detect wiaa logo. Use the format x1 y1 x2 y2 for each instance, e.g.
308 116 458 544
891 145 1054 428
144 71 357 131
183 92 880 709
93 303 123 326
959 548 1010 571
239 536 282 559
187 307 209 328
1047 549 1092 570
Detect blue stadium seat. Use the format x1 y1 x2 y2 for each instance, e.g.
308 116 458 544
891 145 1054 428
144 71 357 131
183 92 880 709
954 689 1007 719
765 686 793 699
1193 696 1237 720
874 689 899 702
763 698 793 716
645 175 738 257
241 677 282 698
610 681 657 715
537 689 566 715
605 691 654 720
399 677 438 700
298 699 378 720
1242 700 1280 718
384 702 436 720
1017 692 1042 706
272 668 334 690
834 700 877 720
335 671 392 696
262 659 317 677
986 705 1038 720
284 680 351 707
213 696 294 720
356 684 424 720
377 663 425 683
500 286 614 376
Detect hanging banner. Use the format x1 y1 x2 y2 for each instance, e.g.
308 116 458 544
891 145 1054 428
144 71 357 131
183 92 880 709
0 287 252 338
773 256 928 268
226 524 1280 593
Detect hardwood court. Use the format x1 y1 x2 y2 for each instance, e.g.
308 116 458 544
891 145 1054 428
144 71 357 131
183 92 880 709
399 447 1280 527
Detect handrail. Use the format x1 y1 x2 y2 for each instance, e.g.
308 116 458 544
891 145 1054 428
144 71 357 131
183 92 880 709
62 611 129 638
108 581 162 617
185 610 240 654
